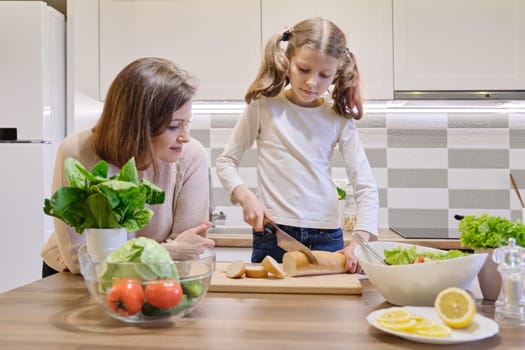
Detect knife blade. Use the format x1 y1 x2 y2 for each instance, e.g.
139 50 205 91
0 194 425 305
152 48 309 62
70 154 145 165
264 221 319 265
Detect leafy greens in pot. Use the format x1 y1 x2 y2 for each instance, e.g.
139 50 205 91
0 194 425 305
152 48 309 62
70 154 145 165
384 245 469 265
458 213 525 249
43 157 165 233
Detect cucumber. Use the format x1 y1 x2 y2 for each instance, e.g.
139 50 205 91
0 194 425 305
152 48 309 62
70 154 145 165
181 280 204 298
141 302 175 317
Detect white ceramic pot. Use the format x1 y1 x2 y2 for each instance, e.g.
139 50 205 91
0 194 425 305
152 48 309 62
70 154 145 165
476 248 502 301
85 228 128 261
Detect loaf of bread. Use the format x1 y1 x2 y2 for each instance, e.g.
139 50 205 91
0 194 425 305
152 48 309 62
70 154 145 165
282 250 346 277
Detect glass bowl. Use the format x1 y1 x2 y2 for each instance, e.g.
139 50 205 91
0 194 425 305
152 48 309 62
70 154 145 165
78 245 215 323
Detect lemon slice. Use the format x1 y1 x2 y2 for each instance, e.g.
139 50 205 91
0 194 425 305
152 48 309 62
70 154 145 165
413 318 437 330
411 314 426 322
379 318 417 331
415 324 452 338
375 308 412 323
434 287 476 328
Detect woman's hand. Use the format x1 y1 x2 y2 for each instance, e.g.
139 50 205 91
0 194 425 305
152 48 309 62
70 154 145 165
338 230 370 274
57 254 69 272
163 222 215 260
231 185 271 232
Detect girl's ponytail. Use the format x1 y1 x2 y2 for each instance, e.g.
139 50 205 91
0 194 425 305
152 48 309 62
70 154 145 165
332 49 363 120
244 34 289 104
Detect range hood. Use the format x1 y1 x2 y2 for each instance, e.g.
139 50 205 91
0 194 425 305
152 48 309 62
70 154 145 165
394 90 525 100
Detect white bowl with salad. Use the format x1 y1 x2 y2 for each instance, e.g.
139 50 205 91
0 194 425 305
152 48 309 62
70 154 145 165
355 241 487 306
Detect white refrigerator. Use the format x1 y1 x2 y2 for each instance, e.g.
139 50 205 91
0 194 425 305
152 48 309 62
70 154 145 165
0 2 65 292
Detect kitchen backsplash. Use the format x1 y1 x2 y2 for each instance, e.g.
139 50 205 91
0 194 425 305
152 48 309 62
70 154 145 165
188 105 525 230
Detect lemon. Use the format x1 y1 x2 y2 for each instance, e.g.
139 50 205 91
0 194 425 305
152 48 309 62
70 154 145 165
375 308 412 323
415 324 452 338
434 287 476 328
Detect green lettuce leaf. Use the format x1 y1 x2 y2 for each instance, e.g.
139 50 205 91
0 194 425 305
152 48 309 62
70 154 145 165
459 214 525 249
384 245 469 265
384 245 417 265
99 237 178 291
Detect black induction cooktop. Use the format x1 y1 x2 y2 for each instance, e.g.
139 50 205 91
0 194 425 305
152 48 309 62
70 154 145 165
389 227 461 239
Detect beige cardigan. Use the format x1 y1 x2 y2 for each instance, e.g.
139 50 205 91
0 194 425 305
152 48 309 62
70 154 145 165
40 129 209 274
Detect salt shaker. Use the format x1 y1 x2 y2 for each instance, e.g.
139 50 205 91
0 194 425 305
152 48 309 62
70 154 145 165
492 237 525 325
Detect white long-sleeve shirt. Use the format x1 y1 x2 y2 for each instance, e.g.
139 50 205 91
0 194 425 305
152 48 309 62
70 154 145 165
216 92 378 235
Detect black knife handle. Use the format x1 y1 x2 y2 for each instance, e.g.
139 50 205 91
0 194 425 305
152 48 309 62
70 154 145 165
263 221 277 234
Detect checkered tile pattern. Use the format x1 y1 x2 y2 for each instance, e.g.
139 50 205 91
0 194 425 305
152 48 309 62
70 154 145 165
191 107 525 230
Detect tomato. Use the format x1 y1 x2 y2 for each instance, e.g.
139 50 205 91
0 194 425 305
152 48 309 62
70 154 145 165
106 278 144 317
144 280 183 309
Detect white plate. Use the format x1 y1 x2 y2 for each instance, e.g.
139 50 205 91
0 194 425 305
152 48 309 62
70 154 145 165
367 306 499 345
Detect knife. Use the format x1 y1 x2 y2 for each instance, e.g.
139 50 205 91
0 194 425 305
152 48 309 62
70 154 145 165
264 221 319 265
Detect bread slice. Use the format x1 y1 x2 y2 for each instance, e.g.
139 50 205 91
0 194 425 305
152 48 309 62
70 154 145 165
244 264 269 278
261 255 285 279
226 260 246 278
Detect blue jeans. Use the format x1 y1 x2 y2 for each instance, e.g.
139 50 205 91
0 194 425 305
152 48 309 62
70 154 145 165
251 224 344 263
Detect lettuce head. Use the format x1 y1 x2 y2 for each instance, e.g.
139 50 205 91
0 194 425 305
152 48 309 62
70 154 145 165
99 237 178 290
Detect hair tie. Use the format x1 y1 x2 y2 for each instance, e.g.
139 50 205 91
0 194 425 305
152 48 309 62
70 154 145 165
345 48 352 60
281 28 292 42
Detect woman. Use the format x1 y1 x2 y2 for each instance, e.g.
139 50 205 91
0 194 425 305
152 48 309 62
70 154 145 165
41 57 215 276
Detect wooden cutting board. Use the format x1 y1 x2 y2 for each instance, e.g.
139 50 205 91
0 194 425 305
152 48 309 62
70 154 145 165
209 262 362 295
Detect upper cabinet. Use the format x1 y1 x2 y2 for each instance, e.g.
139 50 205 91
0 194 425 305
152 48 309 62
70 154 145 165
261 0 393 100
71 0 524 106
99 0 261 100
393 0 525 92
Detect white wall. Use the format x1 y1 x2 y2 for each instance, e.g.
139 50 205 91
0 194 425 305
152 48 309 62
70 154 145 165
67 0 101 133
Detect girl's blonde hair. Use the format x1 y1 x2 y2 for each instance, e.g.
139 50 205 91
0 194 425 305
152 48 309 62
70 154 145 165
93 57 197 176
245 17 363 119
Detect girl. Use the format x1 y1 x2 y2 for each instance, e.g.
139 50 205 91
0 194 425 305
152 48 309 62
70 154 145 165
41 57 215 276
216 17 378 273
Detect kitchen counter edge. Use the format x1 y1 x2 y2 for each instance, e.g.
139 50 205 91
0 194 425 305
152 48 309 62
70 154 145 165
208 227 467 250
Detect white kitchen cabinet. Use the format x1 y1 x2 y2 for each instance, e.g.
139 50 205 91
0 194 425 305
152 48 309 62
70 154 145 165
99 0 261 100
261 0 393 100
394 0 525 92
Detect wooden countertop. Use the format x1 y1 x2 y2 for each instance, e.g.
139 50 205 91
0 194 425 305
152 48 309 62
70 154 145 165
0 273 520 349
210 228 466 250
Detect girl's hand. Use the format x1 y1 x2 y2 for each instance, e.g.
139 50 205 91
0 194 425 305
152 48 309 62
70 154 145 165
164 223 215 259
338 230 370 274
232 185 271 232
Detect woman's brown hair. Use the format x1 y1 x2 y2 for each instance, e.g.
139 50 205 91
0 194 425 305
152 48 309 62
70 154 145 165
245 17 363 119
93 57 197 175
